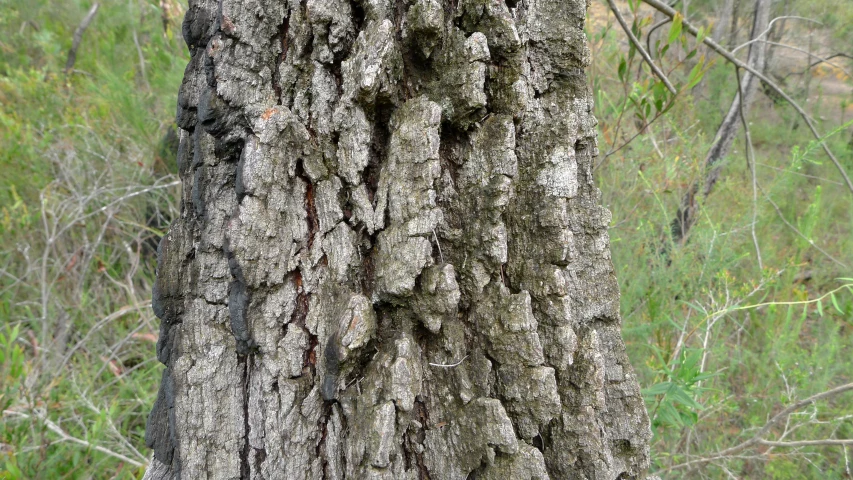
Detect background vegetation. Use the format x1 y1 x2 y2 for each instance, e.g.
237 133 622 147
1 0 851 478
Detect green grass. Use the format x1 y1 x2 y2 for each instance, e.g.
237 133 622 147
1 0 852 478
592 4 853 473
1 0 184 477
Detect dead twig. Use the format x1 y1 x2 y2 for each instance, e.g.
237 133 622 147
659 382 853 474
2 409 145 467
641 0 853 196
64 3 100 75
606 0 677 95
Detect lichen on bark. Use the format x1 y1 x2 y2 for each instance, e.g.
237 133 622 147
144 0 653 477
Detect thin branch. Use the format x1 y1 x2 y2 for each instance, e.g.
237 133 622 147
641 0 853 195
429 355 468 368
732 16 823 54
3 409 145 467
758 184 848 269
756 162 844 185
807 52 853 70
606 0 677 95
758 439 853 448
660 382 853 473
733 65 763 270
132 30 150 89
753 40 853 79
646 18 672 57
64 3 100 75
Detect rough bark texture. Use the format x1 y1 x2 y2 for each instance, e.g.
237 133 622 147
672 0 771 243
144 0 652 477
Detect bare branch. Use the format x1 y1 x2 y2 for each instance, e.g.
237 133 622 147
758 184 848 269
660 382 853 473
758 439 853 448
606 0 677 94
641 0 853 195
732 16 823 54
64 3 100 75
807 52 853 70
3 409 146 467
733 66 763 270
752 40 853 79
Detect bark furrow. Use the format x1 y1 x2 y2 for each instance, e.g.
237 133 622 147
145 0 652 478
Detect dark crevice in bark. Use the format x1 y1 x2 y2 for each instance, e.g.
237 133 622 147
305 332 319 370
438 126 462 185
316 403 333 479
532 432 545 453
350 0 365 32
446 0 461 21
392 0 419 100
467 462 488 480
499 263 511 289
330 57 344 99
290 272 315 371
321 332 342 401
296 159 320 248
239 353 251 479
410 398 432 480
254 446 267 472
225 222 254 355
479 347 502 396
359 247 376 299
365 99 394 204
272 12 290 105
356 93 388 299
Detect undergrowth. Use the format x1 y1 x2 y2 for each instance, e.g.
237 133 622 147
1 0 184 477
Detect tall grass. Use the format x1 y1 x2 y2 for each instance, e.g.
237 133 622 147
1 0 183 477
590 2 853 475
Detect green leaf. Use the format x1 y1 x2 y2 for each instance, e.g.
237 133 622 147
685 57 706 89
817 299 824 317
831 293 843 314
682 349 702 373
643 381 674 396
696 26 707 45
4 459 23 479
658 402 682 427
618 57 628 83
693 371 718 383
670 386 703 410
667 13 683 45
653 81 667 112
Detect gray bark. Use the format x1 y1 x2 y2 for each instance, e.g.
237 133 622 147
144 0 652 478
712 0 735 46
672 0 771 243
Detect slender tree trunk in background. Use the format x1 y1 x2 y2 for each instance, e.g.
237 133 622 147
728 0 742 49
143 0 652 477
712 0 735 47
672 0 771 243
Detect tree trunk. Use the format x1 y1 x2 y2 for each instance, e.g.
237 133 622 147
712 0 735 47
672 0 771 243
143 0 652 478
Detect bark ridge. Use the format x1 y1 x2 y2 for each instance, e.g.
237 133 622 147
144 0 652 477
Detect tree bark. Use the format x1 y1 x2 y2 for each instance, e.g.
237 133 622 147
672 0 771 243
712 0 735 47
144 0 652 478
